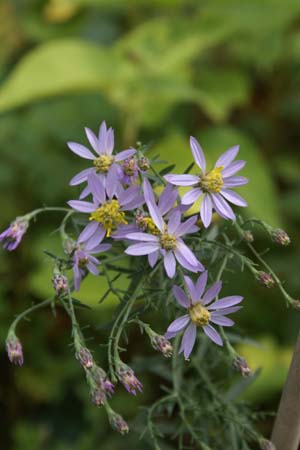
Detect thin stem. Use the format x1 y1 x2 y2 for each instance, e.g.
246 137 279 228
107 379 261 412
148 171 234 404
9 298 53 332
27 206 71 220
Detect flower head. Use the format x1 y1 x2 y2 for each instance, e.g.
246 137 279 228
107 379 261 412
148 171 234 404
125 179 203 278
272 228 290 246
107 409 129 435
72 239 111 291
117 362 143 396
52 272 68 296
6 332 24 366
75 346 94 369
257 271 275 288
0 217 29 251
68 172 144 245
164 136 248 228
233 355 252 377
68 121 136 197
165 271 243 359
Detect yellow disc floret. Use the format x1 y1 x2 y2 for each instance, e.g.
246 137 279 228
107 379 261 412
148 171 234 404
93 155 114 173
89 200 127 237
189 303 211 326
200 166 224 193
160 233 177 251
139 217 160 235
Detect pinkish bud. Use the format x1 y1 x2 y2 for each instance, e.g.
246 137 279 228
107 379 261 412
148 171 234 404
243 230 254 243
151 334 173 358
52 273 68 296
259 438 276 450
90 387 106 406
117 362 143 396
272 228 290 246
91 366 114 397
257 271 275 288
6 333 24 366
76 346 94 369
233 356 251 377
108 410 129 435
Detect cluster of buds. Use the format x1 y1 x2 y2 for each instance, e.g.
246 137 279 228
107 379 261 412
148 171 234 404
87 365 114 406
52 271 68 296
6 331 24 366
232 355 251 377
117 362 143 396
257 271 275 288
259 438 276 450
271 228 290 247
107 408 129 435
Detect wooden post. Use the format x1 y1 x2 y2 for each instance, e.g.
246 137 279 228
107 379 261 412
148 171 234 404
271 332 300 450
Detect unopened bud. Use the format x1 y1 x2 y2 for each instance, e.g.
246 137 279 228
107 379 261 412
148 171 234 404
91 365 114 397
6 332 24 366
150 334 173 358
108 410 129 435
243 230 254 243
117 362 143 396
90 387 106 406
272 228 290 246
257 271 275 288
52 273 68 295
233 356 251 377
63 238 77 255
138 156 150 171
76 346 94 369
259 438 276 450
290 299 300 310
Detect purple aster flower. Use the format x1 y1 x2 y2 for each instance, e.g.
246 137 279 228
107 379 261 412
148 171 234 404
164 136 248 228
120 156 139 185
68 172 144 246
68 121 136 198
72 239 111 291
117 362 143 396
125 179 204 278
6 332 24 366
165 271 243 359
0 217 29 251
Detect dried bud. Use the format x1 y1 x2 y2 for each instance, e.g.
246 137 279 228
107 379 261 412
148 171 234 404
63 238 77 255
150 334 173 358
91 365 114 397
233 356 251 377
257 271 275 288
243 230 254 243
138 156 150 171
108 410 129 435
52 273 68 295
76 346 94 369
6 332 24 366
272 228 290 246
90 387 106 406
117 362 143 396
259 438 276 450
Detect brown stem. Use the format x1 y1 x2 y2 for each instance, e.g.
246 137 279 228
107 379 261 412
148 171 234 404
271 331 300 450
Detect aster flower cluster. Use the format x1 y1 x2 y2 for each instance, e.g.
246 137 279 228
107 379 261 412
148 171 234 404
2 119 293 446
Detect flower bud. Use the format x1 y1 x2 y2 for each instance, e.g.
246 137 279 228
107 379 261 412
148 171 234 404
259 438 276 450
63 238 77 255
117 362 143 396
243 230 254 243
6 332 24 366
272 228 290 246
232 356 251 377
108 410 129 435
291 299 300 310
76 346 94 369
257 271 275 288
91 365 114 397
150 334 173 358
138 156 150 171
90 387 106 406
0 217 29 251
52 273 68 296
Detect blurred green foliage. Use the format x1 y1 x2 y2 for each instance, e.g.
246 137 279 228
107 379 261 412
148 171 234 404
0 0 300 449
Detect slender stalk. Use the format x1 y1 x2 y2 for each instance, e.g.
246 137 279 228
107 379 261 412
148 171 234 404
27 206 71 220
9 298 53 332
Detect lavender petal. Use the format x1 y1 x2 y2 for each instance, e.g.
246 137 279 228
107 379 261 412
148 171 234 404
211 193 236 220
200 194 213 228
203 324 223 346
184 276 198 302
78 221 99 243
173 285 190 308
210 314 234 327
125 242 160 255
67 142 95 160
164 174 199 186
70 168 93 186
202 281 222 305
163 251 176 278
221 160 246 178
68 200 95 213
215 145 240 168
179 322 197 360
208 295 243 310
181 188 202 205
220 189 248 207
167 315 190 333
114 149 136 162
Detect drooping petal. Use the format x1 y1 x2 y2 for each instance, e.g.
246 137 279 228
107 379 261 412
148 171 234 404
175 215 198 237
69 168 93 186
221 160 246 178
173 285 190 308
195 271 208 301
68 200 95 213
211 193 236 220
125 242 160 256
200 194 213 228
114 149 136 162
184 276 198 302
85 127 99 153
190 136 206 172
208 295 243 310
88 172 106 204
220 189 248 207
67 142 95 160
163 251 176 278
210 314 234 327
167 314 190 333
125 232 159 242
203 324 223 346
223 176 248 188
158 184 178 215
215 145 240 168
164 174 199 186
179 322 197 360
73 265 82 291
175 249 204 273
176 241 202 269
181 188 202 205
148 250 159 267
78 221 99 243
202 281 222 305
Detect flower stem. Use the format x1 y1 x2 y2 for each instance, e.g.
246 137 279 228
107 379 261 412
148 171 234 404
8 298 53 333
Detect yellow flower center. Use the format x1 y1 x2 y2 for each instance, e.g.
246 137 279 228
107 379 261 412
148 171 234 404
89 200 127 237
160 233 177 251
189 303 211 326
93 155 114 173
138 217 160 235
200 166 224 193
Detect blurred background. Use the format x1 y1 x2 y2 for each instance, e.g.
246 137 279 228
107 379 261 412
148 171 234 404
0 0 300 449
